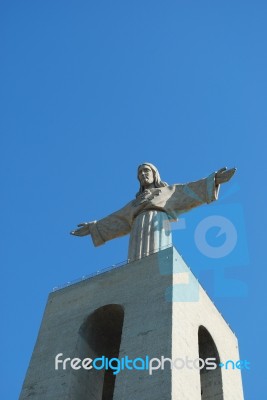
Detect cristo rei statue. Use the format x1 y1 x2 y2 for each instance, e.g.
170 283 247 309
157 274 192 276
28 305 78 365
71 163 236 262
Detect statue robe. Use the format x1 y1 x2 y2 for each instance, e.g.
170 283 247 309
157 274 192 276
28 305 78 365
89 172 219 262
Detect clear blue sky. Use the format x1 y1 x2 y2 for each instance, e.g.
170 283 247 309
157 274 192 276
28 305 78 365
1 1 266 398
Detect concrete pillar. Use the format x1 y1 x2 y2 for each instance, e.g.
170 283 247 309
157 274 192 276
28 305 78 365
20 247 244 400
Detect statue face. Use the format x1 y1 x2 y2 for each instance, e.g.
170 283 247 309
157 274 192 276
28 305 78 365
138 165 154 188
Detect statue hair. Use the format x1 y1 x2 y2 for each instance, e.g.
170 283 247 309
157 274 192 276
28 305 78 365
136 163 168 197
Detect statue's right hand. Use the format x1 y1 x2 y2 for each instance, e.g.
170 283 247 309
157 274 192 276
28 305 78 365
70 222 92 237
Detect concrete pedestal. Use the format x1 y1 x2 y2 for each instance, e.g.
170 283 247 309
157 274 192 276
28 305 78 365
20 247 244 400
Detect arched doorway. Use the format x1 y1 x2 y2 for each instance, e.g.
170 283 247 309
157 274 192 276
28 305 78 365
72 304 124 400
198 325 223 399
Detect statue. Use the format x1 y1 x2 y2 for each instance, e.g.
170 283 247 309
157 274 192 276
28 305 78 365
71 163 236 262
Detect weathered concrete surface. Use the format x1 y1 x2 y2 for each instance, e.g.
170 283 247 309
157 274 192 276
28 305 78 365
20 247 244 400
169 250 244 400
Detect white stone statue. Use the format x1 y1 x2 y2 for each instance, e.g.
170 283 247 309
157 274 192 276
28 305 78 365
71 163 236 262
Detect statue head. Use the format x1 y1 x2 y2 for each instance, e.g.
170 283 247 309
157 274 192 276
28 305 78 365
136 163 168 196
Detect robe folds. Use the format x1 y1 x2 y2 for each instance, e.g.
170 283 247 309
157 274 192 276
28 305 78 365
89 173 219 262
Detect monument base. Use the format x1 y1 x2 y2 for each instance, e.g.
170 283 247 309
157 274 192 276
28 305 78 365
20 246 244 400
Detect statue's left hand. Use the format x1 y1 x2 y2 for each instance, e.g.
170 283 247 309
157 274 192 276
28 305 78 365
215 167 236 185
70 222 92 237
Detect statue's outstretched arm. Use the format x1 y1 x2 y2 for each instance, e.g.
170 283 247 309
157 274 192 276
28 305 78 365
70 222 92 237
70 200 133 246
215 167 236 185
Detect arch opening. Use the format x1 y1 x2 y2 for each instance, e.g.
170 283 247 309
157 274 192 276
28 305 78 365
198 325 223 400
72 304 124 400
